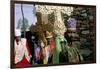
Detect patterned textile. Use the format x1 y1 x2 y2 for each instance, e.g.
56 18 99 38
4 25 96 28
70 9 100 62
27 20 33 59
67 17 77 28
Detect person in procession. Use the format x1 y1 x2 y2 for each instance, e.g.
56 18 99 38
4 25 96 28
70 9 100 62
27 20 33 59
14 29 32 67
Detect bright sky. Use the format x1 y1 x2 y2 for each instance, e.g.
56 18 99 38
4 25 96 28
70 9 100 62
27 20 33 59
14 4 37 30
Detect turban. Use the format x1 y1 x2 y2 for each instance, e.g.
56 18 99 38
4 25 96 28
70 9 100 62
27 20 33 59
15 29 21 36
67 17 77 31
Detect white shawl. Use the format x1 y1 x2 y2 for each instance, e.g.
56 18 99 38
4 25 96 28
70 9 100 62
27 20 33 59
14 38 30 64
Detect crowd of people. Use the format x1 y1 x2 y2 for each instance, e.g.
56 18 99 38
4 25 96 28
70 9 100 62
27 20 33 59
14 28 83 67
14 13 84 67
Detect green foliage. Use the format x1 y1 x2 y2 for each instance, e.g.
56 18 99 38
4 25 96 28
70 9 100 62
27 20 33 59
17 18 29 32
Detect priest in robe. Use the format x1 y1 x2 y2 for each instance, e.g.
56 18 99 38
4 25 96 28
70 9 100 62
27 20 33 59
14 29 32 67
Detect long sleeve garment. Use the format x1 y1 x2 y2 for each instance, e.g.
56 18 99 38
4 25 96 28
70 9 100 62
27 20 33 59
52 35 68 64
15 38 31 67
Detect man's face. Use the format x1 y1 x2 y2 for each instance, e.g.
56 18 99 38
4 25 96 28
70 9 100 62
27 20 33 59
68 32 77 38
71 32 77 38
16 36 21 41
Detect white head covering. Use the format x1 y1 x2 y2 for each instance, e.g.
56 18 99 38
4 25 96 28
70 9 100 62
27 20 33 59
15 29 21 36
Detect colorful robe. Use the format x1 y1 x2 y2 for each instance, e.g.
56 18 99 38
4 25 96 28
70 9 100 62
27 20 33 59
67 46 83 63
52 35 68 64
52 35 83 64
15 38 31 67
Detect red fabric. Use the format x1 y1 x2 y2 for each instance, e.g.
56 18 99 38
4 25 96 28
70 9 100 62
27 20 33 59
50 40 54 49
16 39 31 67
16 55 31 67
26 39 31 56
